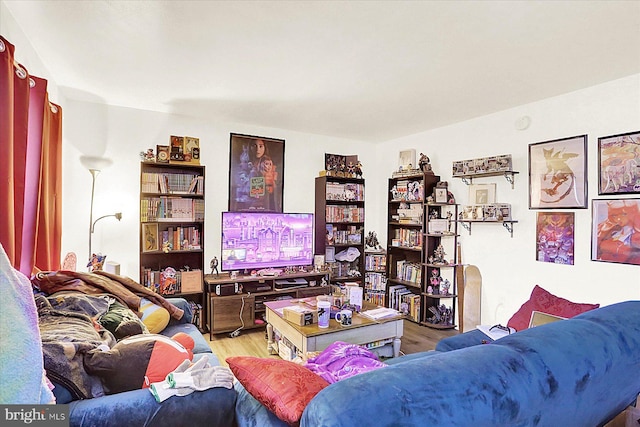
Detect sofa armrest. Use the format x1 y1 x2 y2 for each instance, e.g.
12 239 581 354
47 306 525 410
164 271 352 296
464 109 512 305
69 386 236 427
165 298 193 325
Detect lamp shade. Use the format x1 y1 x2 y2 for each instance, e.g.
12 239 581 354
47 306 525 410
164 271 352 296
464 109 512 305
80 156 113 172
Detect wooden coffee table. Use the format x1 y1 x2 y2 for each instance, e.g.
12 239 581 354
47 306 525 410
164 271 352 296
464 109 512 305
264 298 404 358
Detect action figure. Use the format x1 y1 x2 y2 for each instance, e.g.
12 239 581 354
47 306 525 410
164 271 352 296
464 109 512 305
355 161 363 178
419 153 433 174
210 256 219 275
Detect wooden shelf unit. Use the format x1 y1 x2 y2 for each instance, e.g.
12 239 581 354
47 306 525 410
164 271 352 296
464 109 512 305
204 271 330 338
139 161 206 330
314 176 366 287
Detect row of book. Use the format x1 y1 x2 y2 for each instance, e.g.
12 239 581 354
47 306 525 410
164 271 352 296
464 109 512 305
391 179 424 202
141 172 204 195
327 261 357 278
391 228 423 248
325 206 364 223
365 253 386 271
141 268 202 295
388 284 421 322
326 224 362 245
325 182 364 202
162 226 201 251
395 260 422 284
364 290 386 307
141 197 205 222
365 272 386 291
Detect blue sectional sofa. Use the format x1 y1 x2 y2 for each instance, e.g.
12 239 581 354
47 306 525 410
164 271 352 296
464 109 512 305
235 301 640 427
65 298 236 427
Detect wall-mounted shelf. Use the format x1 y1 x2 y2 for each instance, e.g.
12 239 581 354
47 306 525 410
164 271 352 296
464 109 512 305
457 220 518 237
457 171 519 189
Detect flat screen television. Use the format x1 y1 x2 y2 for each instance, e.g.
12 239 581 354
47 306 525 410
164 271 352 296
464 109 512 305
221 212 314 272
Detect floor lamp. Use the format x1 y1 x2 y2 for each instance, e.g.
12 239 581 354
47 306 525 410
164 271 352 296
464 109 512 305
80 156 122 263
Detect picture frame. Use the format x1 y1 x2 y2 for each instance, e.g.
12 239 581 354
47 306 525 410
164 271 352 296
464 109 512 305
528 135 588 209
591 198 640 266
229 133 285 212
536 212 574 265
156 145 170 163
468 183 496 205
142 223 159 253
597 130 640 195
398 149 416 170
434 186 448 204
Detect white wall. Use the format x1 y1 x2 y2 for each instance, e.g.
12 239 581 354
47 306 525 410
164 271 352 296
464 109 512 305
377 74 640 325
60 102 375 277
4 10 638 326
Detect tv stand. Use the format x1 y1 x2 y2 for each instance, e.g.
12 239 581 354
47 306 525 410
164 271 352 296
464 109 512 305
204 271 330 339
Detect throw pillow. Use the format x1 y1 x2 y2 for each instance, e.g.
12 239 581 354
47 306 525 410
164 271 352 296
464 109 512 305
227 356 329 426
507 285 600 332
84 332 194 394
139 297 170 333
98 297 149 339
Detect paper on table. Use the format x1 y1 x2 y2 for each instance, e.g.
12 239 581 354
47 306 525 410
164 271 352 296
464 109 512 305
477 324 516 341
360 307 401 320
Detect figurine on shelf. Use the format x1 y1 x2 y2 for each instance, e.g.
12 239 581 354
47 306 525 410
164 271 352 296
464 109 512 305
446 211 453 232
391 185 400 200
347 161 355 177
140 148 155 162
432 244 447 264
365 231 382 250
355 161 363 178
441 278 451 296
430 269 441 294
419 153 434 174
210 256 219 275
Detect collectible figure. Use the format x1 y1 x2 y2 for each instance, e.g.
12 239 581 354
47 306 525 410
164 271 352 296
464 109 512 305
355 161 363 178
419 153 433 174
210 256 219 275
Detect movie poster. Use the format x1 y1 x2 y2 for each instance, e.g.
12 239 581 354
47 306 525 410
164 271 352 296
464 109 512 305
229 133 284 212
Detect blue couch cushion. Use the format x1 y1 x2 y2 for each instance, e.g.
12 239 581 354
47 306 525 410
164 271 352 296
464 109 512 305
435 328 491 351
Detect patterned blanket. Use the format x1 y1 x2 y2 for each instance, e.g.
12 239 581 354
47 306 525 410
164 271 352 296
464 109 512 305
31 270 184 320
36 293 116 400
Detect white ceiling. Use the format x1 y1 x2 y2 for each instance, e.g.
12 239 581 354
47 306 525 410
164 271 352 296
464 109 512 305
4 0 640 142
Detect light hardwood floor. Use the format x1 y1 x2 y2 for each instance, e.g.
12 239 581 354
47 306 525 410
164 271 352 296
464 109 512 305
206 320 458 367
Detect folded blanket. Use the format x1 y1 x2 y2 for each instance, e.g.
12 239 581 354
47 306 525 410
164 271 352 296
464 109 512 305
0 244 54 404
31 270 184 320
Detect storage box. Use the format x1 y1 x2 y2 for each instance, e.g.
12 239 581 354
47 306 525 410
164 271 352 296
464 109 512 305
283 305 317 326
181 270 202 293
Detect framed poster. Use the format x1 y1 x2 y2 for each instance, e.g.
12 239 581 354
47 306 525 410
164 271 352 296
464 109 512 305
142 223 159 253
229 133 284 212
535 212 574 265
468 183 496 205
598 130 640 195
529 135 588 209
591 198 640 266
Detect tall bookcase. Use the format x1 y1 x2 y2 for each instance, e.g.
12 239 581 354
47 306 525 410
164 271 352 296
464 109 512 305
139 161 206 328
315 176 365 287
386 173 438 323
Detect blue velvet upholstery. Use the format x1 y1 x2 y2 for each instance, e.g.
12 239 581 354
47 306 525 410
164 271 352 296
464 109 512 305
435 328 491 352
234 301 640 427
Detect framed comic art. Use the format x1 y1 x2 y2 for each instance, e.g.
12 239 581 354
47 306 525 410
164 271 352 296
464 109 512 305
598 130 640 195
142 223 159 253
468 183 496 205
591 198 640 266
529 135 587 209
229 133 284 212
536 212 574 265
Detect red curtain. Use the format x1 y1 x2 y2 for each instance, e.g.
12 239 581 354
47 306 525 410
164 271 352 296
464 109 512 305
0 36 62 274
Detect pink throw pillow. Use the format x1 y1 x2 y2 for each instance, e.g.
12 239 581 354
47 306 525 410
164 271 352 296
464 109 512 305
227 356 329 426
507 285 599 332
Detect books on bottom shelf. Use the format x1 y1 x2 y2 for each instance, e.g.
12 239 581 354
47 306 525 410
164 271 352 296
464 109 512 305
360 307 402 321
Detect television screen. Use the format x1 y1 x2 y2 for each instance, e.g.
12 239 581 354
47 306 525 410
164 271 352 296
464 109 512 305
221 212 314 272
